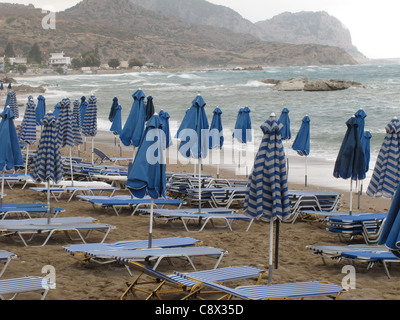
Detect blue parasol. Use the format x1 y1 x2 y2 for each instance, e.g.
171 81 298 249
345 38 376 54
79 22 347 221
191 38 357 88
126 114 166 248
108 97 119 122
292 115 311 186
0 107 24 206
333 116 366 214
159 110 172 150
233 106 252 173
35 95 46 126
278 108 291 141
120 89 146 151
209 107 224 178
178 95 209 212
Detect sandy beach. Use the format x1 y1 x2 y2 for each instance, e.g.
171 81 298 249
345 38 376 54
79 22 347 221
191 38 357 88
1 128 397 302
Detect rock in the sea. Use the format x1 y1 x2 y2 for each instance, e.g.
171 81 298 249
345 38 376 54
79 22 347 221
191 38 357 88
13 84 46 93
268 77 364 91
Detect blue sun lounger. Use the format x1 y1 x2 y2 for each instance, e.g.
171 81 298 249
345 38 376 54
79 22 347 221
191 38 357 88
306 243 388 264
326 213 387 244
118 261 266 300
0 251 17 277
0 276 55 300
187 279 345 300
0 203 65 219
340 251 400 279
88 197 185 216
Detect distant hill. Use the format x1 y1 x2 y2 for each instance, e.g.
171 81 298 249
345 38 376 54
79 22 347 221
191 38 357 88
0 0 357 68
255 11 367 63
130 0 367 62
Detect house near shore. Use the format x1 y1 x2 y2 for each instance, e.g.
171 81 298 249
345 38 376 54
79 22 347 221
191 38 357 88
8 57 27 66
49 52 71 68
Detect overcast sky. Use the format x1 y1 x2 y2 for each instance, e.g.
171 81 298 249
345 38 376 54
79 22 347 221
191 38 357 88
1 0 399 59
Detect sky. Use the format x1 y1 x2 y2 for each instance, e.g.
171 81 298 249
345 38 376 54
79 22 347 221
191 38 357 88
1 0 399 59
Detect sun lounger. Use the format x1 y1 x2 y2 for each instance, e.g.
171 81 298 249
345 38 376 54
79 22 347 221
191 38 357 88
0 251 17 277
30 185 118 202
326 213 387 244
186 187 247 208
141 208 252 232
187 279 345 300
93 147 131 165
2 174 32 189
306 244 388 264
88 197 185 215
286 190 343 223
63 236 202 259
0 276 55 300
98 246 228 271
340 251 400 279
117 260 265 300
0 217 114 246
0 203 65 219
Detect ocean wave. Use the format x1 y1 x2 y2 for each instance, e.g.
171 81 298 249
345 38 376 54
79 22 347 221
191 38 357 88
167 73 202 80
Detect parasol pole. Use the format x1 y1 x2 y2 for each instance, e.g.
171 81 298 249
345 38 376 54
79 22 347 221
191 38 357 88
25 144 29 175
148 198 153 248
198 157 202 213
305 155 308 187
349 178 353 216
268 216 274 286
1 170 5 207
47 179 51 224
69 147 74 187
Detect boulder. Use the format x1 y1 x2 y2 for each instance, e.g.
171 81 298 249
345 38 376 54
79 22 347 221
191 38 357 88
272 77 308 91
269 77 364 91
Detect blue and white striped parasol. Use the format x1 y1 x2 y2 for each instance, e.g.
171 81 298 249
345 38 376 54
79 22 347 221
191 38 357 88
4 91 18 118
81 95 98 164
244 114 290 285
367 118 400 198
19 97 37 174
30 113 63 223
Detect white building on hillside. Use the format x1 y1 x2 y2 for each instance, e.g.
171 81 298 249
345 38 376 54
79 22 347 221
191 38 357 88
8 57 27 65
49 52 71 67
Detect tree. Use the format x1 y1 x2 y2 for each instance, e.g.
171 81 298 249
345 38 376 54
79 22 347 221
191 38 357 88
4 42 15 57
17 64 27 74
81 51 101 67
28 43 42 64
71 57 83 69
128 57 143 68
108 58 120 69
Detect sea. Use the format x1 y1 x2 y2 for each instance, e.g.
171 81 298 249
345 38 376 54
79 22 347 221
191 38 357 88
10 63 400 189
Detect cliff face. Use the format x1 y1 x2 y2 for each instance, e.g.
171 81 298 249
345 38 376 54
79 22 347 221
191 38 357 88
0 0 358 68
130 0 366 62
255 11 367 62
